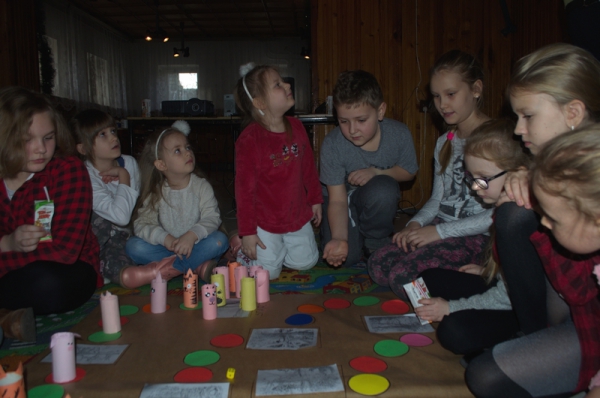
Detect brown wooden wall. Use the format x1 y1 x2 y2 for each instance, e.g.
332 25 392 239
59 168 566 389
310 0 566 210
0 0 40 90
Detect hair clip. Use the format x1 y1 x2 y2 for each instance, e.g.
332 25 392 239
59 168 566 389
447 132 455 141
239 62 264 116
155 120 191 160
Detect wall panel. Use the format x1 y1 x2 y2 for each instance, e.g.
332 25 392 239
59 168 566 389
311 0 565 209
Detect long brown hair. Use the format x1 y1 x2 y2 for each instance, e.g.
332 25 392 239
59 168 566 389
431 50 485 174
0 86 74 179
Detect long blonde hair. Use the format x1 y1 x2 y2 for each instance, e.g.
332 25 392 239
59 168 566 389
431 50 485 174
508 43 600 124
464 119 532 283
531 125 600 223
132 127 204 221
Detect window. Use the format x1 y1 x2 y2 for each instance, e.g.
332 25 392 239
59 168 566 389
158 65 199 103
87 53 110 106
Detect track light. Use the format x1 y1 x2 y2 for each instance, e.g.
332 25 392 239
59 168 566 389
301 47 310 60
145 1 169 42
173 47 189 58
173 22 189 57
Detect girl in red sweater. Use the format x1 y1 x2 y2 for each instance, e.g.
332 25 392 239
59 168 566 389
233 63 322 279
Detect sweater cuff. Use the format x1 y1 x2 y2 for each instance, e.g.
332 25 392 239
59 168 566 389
190 226 208 243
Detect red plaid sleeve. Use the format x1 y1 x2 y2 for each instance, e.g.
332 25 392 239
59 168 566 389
0 157 99 279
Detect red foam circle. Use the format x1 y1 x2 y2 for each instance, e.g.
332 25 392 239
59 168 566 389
98 316 129 327
349 356 388 373
173 367 213 383
45 367 86 384
210 333 244 348
381 299 410 315
323 298 351 309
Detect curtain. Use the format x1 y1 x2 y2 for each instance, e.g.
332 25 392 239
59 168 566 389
43 0 310 117
44 0 130 117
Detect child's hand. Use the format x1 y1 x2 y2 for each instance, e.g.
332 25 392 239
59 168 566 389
0 225 47 253
164 234 177 251
347 167 377 187
499 167 530 209
172 231 197 259
322 239 348 267
311 204 322 227
100 167 131 186
405 225 440 251
393 222 421 252
414 297 449 322
241 234 266 260
459 263 484 275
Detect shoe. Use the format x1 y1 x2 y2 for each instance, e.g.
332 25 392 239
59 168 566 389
195 259 218 283
0 307 36 342
120 255 179 289
157 255 181 280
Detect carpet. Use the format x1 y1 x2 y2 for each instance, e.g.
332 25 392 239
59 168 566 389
0 261 387 371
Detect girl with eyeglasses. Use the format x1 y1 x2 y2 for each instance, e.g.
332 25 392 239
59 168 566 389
415 119 531 359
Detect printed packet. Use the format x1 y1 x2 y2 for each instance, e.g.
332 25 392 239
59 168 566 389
34 199 54 242
403 277 432 325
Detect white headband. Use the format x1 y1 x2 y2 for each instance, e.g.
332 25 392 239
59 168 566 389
155 120 191 160
240 62 264 116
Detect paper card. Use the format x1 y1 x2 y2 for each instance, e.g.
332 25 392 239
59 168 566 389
247 328 318 350
139 383 229 398
403 277 432 325
255 364 344 396
42 344 128 365
217 300 249 318
364 314 434 334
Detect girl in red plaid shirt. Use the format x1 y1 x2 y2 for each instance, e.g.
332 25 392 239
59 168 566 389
0 87 100 341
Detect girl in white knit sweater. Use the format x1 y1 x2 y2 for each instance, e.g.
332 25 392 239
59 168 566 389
123 121 228 288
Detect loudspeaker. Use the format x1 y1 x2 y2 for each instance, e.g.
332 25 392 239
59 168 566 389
224 94 236 116
282 77 295 116
161 98 215 116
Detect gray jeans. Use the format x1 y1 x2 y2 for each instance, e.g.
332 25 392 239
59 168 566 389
320 175 400 267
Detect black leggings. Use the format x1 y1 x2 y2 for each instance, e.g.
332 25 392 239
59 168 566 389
0 260 97 315
419 268 520 355
494 202 547 334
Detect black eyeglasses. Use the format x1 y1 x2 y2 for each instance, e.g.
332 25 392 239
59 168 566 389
464 170 507 190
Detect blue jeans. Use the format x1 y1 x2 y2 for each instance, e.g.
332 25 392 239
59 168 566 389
125 230 228 273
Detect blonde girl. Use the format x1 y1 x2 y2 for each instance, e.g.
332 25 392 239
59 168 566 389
492 42 600 335
72 109 140 285
368 49 492 296
234 63 322 279
124 121 227 287
415 119 530 357
466 44 600 398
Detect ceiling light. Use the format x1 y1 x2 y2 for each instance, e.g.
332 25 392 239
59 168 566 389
173 22 189 57
145 1 169 42
301 47 310 60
